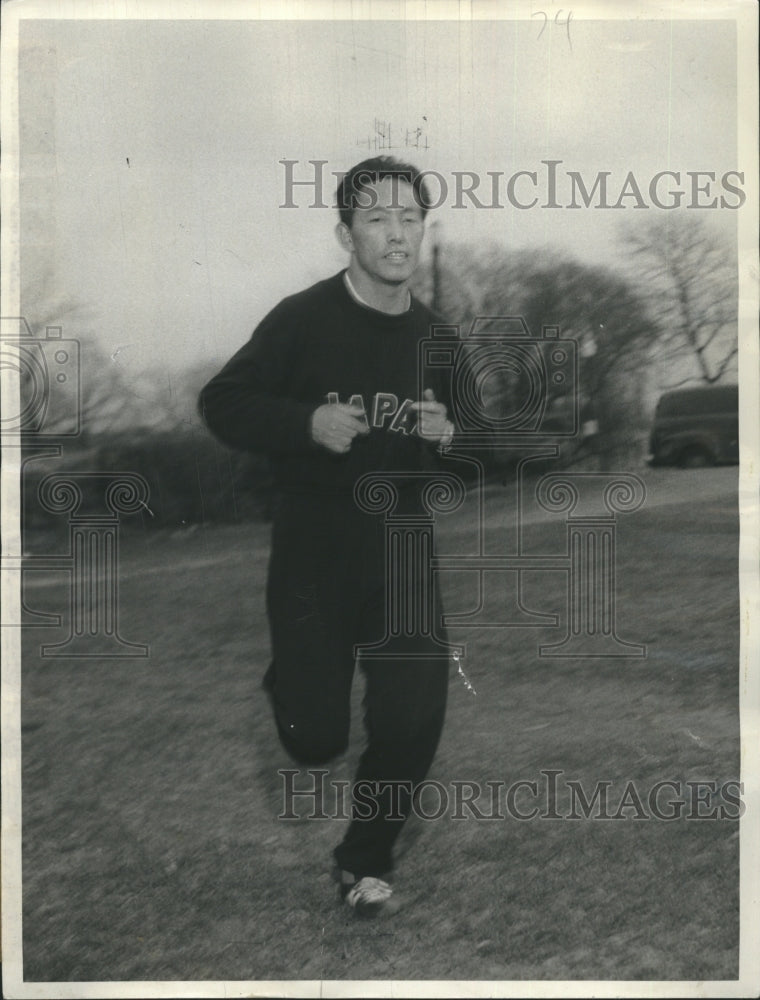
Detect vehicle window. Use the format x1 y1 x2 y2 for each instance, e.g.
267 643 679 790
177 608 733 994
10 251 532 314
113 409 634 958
656 387 737 417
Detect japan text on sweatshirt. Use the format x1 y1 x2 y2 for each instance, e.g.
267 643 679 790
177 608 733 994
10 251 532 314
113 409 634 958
199 272 450 495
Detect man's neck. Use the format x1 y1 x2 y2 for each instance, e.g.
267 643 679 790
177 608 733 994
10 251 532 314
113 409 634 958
344 266 411 315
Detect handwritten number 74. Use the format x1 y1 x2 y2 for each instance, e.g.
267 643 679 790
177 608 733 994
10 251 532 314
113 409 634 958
532 9 573 47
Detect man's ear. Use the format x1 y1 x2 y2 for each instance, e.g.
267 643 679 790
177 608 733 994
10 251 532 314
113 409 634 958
336 222 354 253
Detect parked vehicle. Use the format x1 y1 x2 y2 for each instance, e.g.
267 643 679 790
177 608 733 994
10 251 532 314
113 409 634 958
647 384 739 467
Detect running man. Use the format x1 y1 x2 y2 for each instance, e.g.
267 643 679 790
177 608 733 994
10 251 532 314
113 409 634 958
199 156 456 915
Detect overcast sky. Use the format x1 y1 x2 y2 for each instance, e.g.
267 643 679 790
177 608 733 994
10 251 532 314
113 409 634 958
16 9 747 403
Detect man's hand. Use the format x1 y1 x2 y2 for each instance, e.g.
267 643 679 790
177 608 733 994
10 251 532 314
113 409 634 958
411 389 455 449
310 403 370 454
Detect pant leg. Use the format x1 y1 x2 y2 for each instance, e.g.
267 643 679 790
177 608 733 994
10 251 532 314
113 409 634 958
333 539 451 878
265 495 358 764
266 493 451 878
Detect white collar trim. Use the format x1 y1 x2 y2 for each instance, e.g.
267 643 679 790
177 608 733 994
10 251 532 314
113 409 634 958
343 271 411 313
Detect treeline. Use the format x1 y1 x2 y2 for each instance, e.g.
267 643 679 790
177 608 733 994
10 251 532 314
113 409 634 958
19 216 737 534
19 355 277 534
21 426 274 535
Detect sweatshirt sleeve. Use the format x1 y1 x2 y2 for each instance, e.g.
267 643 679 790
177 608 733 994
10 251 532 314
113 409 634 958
198 300 317 455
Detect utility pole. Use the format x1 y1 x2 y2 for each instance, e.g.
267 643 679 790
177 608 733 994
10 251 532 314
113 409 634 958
430 220 442 315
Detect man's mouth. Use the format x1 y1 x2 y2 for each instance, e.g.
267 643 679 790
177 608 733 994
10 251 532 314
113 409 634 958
385 252 408 261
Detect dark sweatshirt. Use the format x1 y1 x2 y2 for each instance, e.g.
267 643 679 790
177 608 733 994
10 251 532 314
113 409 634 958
199 272 450 496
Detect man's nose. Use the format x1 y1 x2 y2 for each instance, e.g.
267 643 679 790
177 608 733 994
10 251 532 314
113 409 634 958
386 217 404 241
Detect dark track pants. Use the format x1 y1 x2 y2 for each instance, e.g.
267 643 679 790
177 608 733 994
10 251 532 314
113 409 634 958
264 492 450 878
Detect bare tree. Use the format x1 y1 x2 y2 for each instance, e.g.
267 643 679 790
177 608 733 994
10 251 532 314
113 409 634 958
514 255 660 468
17 265 203 441
625 216 738 386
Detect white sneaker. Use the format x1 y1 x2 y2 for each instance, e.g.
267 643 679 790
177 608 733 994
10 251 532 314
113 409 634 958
342 875 394 917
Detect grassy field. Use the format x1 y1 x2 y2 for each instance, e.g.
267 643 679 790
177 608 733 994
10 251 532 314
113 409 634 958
18 466 740 984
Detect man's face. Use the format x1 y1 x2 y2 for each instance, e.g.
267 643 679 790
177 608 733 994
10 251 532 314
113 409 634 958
337 176 425 286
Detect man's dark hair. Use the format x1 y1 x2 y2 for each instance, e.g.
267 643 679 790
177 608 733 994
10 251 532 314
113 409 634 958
336 156 431 227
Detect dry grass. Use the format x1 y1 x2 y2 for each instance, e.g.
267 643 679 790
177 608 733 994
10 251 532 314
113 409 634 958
19 468 740 983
